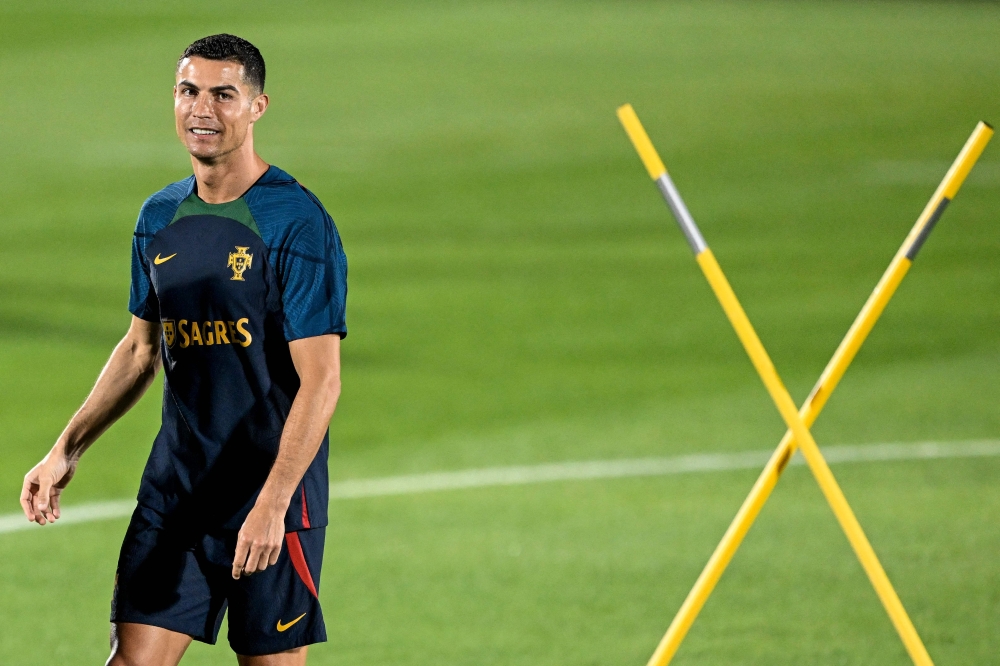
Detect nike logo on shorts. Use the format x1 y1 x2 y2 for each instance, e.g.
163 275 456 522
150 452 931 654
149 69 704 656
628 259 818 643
154 253 177 265
276 612 306 632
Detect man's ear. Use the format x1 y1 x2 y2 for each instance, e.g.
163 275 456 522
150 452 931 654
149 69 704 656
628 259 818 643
251 93 269 122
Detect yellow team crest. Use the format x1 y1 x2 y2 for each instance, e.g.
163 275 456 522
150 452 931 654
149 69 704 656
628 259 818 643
162 320 176 347
227 246 253 281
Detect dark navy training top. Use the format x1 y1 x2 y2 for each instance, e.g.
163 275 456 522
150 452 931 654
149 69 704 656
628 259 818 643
128 165 347 533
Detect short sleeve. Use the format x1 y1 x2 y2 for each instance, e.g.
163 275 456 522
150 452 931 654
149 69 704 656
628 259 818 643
276 201 348 341
128 207 160 322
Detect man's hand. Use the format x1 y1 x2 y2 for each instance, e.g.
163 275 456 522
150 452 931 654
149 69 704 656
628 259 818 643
21 449 78 525
232 495 288 579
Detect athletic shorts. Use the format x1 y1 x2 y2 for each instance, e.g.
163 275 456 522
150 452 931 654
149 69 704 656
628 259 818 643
111 504 326 656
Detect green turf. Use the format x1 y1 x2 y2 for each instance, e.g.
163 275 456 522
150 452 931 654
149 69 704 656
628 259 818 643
1 0 998 663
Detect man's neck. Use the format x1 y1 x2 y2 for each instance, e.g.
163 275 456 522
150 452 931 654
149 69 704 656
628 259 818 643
191 144 269 204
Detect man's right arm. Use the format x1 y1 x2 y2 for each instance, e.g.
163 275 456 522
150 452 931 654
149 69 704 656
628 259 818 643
20 315 162 525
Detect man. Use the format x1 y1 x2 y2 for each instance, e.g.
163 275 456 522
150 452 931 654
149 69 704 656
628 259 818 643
19 34 347 665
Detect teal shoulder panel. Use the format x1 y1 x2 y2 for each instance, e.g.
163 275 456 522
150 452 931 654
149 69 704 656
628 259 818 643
169 192 261 237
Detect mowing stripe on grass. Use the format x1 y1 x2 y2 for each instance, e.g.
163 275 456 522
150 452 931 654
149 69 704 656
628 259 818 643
2 439 998 535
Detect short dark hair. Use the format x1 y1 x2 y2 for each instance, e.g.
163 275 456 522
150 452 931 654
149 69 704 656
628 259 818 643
179 34 265 96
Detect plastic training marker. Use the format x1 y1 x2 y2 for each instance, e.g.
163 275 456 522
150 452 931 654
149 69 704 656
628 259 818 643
617 103 993 666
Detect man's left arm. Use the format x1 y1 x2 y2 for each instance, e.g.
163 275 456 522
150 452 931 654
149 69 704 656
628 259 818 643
232 334 341 579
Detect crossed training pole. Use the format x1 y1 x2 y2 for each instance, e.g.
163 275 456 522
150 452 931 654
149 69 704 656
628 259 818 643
617 104 993 666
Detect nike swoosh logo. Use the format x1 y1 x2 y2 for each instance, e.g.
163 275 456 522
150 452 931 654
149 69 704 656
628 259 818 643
154 253 177 265
276 612 307 632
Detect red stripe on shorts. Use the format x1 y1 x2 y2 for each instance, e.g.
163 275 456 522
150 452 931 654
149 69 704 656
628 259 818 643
285 531 318 598
300 485 311 528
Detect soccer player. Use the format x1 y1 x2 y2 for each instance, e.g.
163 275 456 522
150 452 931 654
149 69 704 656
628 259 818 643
19 34 346 665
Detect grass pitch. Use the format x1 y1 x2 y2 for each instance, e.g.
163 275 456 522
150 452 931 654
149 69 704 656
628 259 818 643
1 1 999 663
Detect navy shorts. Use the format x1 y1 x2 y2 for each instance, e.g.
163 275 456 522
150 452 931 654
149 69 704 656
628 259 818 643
111 505 326 656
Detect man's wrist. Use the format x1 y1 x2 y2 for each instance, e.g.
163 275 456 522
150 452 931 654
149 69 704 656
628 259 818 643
256 485 293 513
55 435 84 463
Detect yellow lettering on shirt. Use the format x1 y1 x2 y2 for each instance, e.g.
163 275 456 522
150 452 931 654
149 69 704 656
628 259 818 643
164 317 253 348
236 318 252 347
189 321 203 346
214 320 230 345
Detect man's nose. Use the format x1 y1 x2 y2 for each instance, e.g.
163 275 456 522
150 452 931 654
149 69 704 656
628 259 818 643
191 92 213 118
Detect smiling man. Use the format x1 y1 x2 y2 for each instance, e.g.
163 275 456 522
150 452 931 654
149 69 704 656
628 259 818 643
20 35 347 665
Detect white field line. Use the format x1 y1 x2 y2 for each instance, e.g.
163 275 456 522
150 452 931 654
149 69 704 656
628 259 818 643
0 499 137 536
2 439 998 536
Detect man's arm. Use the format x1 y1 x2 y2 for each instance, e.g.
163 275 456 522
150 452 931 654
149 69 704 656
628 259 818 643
20 316 162 525
232 334 341 579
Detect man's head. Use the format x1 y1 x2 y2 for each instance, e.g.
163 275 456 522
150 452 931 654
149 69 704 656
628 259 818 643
174 34 269 163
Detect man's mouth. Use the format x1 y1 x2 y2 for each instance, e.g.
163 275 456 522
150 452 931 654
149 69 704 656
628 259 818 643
190 128 219 136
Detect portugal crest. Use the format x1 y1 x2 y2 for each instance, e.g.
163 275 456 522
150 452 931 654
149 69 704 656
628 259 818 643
227 246 253 281
162 320 176 348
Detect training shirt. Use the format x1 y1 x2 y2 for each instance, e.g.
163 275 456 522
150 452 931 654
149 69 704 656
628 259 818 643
128 165 347 533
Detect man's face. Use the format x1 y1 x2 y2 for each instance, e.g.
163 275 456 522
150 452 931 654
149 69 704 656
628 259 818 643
174 56 267 161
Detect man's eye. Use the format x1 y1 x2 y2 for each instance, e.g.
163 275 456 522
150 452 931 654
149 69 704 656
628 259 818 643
218 93 231 100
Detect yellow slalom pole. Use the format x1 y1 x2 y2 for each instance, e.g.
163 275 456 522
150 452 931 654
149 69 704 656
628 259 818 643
616 104 993 666
618 104 992 666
